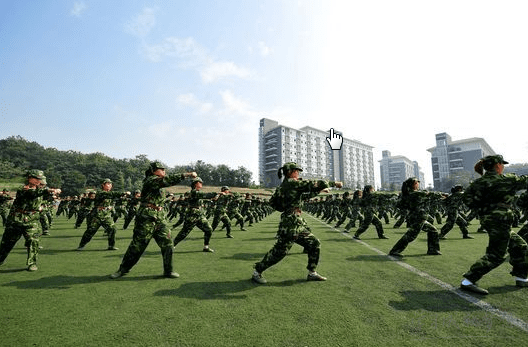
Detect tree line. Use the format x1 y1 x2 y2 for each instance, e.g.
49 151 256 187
0 136 253 196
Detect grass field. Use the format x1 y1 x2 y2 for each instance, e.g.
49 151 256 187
1 211 527 346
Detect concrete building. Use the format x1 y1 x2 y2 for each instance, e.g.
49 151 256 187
379 150 425 191
427 132 495 191
259 118 375 188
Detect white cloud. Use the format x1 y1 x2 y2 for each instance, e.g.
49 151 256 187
201 61 251 84
70 1 87 17
176 93 213 114
125 7 156 38
258 41 272 56
140 36 251 83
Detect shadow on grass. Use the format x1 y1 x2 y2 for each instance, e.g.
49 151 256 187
486 284 524 294
222 252 266 260
0 274 123 289
389 290 480 312
346 254 394 262
154 279 257 299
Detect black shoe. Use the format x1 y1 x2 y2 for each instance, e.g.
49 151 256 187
427 250 442 255
107 246 119 250
203 247 214 253
353 235 361 240
389 252 403 258
460 282 488 295
463 235 474 239
379 235 389 239
226 234 234 239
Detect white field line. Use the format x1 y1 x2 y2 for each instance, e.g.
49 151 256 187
307 214 528 333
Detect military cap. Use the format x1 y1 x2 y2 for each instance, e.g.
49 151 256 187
221 186 230 192
150 161 166 171
482 155 508 167
191 177 203 187
27 169 45 180
282 162 303 172
101 178 113 185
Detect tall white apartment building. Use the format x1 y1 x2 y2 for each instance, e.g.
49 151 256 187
427 132 495 191
259 118 375 188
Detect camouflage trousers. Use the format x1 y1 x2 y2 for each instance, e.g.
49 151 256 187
173 209 213 247
211 210 231 234
228 209 245 230
355 209 385 238
0 220 41 266
118 214 174 274
464 212 528 283
390 217 440 254
255 212 321 273
440 211 469 237
79 213 117 248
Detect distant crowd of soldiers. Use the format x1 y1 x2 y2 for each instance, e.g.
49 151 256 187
0 187 274 239
2 182 528 260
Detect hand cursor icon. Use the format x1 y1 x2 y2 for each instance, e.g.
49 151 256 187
326 128 343 150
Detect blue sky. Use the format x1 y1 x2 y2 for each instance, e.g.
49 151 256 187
2 1 528 187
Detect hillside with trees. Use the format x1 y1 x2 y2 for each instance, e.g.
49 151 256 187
0 136 253 196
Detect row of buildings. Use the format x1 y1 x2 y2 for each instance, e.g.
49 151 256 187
258 118 517 191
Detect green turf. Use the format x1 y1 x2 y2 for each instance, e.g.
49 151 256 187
1 213 527 346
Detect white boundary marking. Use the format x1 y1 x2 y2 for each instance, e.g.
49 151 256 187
307 214 528 333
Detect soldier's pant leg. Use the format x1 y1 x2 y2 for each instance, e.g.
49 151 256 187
518 224 528 243
0 225 23 263
508 232 528 279
255 236 294 274
24 230 40 266
79 220 101 247
153 223 174 274
197 218 213 245
173 221 194 246
119 225 152 273
423 222 440 252
390 223 421 254
463 220 511 283
101 219 117 247
372 216 385 237
295 233 321 272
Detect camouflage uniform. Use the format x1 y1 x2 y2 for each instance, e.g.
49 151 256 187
354 186 387 239
211 186 233 237
173 178 218 251
439 187 471 239
0 170 58 270
113 163 191 277
254 164 338 277
0 190 14 226
77 179 122 250
390 178 442 256
461 156 528 285
122 191 141 230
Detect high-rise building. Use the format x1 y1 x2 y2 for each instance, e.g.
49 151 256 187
427 132 495 191
379 150 424 190
259 118 375 188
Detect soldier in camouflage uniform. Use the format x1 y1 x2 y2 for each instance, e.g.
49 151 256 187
228 192 247 231
389 177 442 257
110 162 195 279
343 190 364 232
459 155 528 294
0 170 61 271
353 185 388 240
75 192 95 229
0 189 14 226
122 190 141 230
76 179 123 251
252 162 342 284
439 185 472 239
173 177 220 253
211 186 234 238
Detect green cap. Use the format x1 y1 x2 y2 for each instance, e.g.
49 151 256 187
150 161 166 171
221 186 230 192
282 162 303 172
191 177 203 187
482 155 508 167
101 178 113 185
